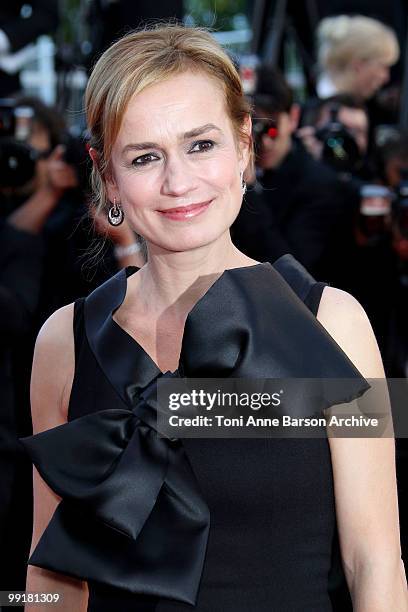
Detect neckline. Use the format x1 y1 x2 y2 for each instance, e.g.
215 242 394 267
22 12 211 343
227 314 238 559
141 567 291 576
110 261 272 376
83 254 371 410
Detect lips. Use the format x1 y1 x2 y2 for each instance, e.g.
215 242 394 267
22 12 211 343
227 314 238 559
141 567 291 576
156 199 213 221
158 200 212 213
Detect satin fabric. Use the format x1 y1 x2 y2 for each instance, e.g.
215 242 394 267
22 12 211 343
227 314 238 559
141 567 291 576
20 254 370 605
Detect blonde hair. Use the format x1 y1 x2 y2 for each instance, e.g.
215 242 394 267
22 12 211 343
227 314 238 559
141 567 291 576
85 22 254 216
317 15 399 76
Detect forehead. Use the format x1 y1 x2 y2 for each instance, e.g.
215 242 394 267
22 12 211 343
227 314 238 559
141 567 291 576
116 71 228 144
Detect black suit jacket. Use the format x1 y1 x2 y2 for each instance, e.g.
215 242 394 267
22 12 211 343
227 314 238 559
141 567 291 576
232 143 358 283
0 220 44 543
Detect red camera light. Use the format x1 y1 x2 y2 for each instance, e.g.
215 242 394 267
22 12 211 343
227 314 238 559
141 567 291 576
267 126 278 139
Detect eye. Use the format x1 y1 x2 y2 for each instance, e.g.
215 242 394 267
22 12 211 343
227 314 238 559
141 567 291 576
131 153 159 166
189 140 215 153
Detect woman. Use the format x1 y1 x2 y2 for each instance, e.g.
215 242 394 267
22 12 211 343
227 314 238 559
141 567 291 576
23 24 407 611
316 15 399 100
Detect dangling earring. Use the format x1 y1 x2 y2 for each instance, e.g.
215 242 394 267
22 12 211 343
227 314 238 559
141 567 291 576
108 197 124 226
240 170 247 196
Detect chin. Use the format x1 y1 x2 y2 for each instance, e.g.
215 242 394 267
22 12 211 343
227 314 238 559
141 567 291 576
148 225 230 254
260 154 277 168
136 199 240 253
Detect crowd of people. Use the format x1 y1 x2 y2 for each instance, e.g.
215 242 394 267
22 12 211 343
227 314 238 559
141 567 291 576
0 5 407 607
235 15 406 377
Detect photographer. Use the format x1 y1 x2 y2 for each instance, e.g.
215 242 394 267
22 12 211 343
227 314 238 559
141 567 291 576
300 93 401 360
298 94 371 178
298 94 377 245
1 97 146 328
0 218 45 598
316 15 399 102
376 133 408 375
0 97 90 319
0 146 51 594
377 133 408 569
231 67 353 284
0 96 147 589
0 97 76 594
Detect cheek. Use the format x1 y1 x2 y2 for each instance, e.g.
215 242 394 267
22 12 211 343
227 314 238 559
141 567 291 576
356 67 371 87
368 66 383 85
204 154 239 191
114 170 157 210
379 67 389 84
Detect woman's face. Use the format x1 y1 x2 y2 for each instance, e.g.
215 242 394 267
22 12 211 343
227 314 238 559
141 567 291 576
107 71 250 253
352 57 391 99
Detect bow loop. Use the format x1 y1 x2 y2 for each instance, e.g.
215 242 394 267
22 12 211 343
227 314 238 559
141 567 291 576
20 369 210 605
127 369 182 442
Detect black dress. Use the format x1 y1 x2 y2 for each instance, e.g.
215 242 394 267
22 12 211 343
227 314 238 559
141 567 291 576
21 254 370 612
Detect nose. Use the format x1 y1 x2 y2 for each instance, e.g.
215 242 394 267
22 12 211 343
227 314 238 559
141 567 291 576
161 153 198 198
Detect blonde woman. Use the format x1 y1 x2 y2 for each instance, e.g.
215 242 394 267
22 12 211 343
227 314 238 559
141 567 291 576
316 14 399 100
22 24 407 612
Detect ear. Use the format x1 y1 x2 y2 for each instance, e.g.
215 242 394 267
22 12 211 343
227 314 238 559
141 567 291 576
88 146 99 165
89 147 119 203
289 104 301 132
239 114 253 171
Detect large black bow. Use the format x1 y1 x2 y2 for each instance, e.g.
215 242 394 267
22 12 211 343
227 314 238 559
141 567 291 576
20 370 210 606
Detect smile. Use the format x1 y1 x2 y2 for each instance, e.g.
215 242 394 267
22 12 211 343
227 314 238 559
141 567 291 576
157 200 213 220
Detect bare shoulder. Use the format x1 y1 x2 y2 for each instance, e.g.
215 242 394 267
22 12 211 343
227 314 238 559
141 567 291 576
315 286 385 378
31 302 76 430
316 286 369 332
36 301 75 341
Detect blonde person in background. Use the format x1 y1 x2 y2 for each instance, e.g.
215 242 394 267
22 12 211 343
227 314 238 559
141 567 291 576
21 23 407 612
316 14 399 100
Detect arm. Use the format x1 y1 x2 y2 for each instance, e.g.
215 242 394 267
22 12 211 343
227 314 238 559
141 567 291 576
317 286 408 612
7 145 78 235
7 187 62 235
25 303 88 612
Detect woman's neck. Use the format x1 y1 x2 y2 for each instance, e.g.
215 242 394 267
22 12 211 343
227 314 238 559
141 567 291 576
126 234 257 322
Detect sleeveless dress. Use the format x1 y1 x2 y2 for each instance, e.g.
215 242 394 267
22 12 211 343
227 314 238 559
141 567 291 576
21 254 370 612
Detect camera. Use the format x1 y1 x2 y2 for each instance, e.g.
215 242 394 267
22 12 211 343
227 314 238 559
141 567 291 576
0 99 90 192
0 99 40 189
315 104 361 174
356 170 408 258
252 114 279 155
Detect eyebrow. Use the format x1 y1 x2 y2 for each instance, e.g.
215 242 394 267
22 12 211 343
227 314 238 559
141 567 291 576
121 123 222 154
